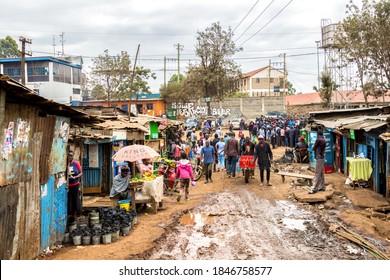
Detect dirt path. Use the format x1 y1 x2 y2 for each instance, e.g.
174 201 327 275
135 189 357 260
40 145 389 260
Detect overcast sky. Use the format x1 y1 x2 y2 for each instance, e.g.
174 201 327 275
0 0 362 94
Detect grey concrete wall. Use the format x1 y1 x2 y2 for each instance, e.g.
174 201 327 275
171 96 285 119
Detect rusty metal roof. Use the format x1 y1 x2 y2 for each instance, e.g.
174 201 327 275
1 74 101 124
312 114 390 132
92 119 149 132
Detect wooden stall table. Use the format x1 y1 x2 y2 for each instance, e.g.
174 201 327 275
82 195 119 210
129 175 164 214
346 157 373 189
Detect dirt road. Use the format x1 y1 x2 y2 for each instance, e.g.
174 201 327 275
41 145 389 260
136 189 357 260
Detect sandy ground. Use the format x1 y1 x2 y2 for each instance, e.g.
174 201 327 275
40 134 390 260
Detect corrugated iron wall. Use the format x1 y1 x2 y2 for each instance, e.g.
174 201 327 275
0 102 69 259
0 104 42 259
40 174 67 252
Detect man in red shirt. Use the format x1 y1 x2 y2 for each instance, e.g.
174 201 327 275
68 151 83 218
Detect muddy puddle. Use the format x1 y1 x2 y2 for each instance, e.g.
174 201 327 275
135 189 371 260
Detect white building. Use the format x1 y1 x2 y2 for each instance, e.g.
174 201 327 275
239 66 287 97
0 56 82 104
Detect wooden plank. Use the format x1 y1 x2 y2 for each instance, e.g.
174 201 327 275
278 171 314 179
83 187 102 194
82 196 115 208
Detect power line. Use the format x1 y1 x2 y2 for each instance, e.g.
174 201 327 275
232 0 260 33
235 0 275 42
238 0 294 48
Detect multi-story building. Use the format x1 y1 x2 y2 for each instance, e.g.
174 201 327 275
0 56 82 104
239 66 286 97
79 93 166 117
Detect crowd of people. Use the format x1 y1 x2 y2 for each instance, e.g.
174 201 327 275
161 113 324 201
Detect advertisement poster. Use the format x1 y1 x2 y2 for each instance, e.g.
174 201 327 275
15 118 30 144
308 131 334 168
1 122 14 160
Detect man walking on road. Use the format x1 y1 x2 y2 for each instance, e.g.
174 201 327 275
224 132 239 178
309 130 326 194
200 140 215 183
253 136 273 186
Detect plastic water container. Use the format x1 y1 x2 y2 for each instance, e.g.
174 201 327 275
119 199 131 211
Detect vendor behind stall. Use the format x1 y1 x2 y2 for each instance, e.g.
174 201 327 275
110 165 131 199
136 159 153 175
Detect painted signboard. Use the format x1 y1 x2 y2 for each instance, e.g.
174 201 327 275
308 131 334 168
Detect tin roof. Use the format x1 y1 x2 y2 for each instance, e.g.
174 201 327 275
311 114 390 132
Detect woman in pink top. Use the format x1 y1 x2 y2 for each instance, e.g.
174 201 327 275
176 151 194 202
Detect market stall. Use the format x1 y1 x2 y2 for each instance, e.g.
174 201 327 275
112 144 163 214
129 175 164 214
346 157 373 189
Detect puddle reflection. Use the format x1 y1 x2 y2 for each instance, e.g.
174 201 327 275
180 212 213 227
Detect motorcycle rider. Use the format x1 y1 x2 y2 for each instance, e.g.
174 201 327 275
241 136 255 178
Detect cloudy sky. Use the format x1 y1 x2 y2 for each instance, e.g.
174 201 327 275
0 0 362 94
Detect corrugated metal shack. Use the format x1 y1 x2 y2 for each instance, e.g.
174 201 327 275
69 107 149 197
0 75 99 259
308 106 390 198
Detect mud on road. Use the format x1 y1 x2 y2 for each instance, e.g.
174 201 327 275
132 188 370 260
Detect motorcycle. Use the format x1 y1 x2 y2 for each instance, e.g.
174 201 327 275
239 155 256 183
192 155 204 181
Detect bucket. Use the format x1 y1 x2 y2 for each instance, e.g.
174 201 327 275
72 235 81 246
68 224 77 233
121 226 131 236
79 223 88 230
82 235 91 245
92 223 102 230
111 230 119 242
89 211 99 218
63 232 70 244
102 233 111 244
89 216 100 226
92 235 101 245
119 200 131 211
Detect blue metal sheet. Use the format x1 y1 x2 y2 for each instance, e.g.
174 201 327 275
41 176 54 251
83 169 102 188
40 174 67 252
308 131 334 168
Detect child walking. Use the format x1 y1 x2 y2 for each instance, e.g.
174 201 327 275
176 151 194 202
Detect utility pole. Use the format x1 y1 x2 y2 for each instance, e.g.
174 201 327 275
128 44 141 120
283 53 287 95
268 59 271 95
59 32 65 58
315 40 321 91
52 35 56 57
164 56 167 87
174 43 183 82
19 36 32 85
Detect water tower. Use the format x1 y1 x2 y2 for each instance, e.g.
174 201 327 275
320 19 355 107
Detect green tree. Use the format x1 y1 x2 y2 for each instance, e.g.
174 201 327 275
0 36 20 58
286 81 296 95
184 22 242 114
160 74 189 104
89 49 156 104
319 71 335 107
339 0 390 104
